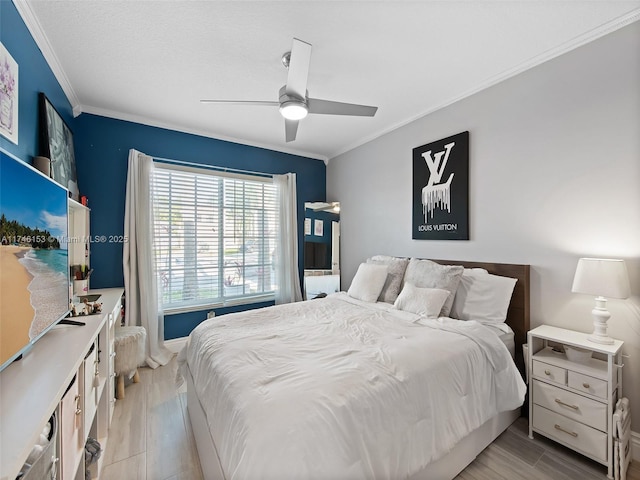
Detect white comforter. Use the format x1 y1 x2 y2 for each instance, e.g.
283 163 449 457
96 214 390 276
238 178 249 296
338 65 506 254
183 293 526 480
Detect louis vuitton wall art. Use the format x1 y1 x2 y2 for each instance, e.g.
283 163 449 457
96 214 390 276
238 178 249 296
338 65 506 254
412 131 469 240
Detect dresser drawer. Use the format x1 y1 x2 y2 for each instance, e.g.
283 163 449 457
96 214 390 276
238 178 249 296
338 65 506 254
533 404 607 462
533 360 566 385
532 379 607 431
568 371 608 399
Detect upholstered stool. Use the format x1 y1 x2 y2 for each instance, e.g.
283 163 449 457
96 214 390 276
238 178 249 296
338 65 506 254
114 326 146 399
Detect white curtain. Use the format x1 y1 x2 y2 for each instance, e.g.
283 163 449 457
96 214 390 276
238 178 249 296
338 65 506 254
123 149 172 369
274 173 303 305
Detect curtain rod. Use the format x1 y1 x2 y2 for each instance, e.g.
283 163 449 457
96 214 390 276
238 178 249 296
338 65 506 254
152 156 274 179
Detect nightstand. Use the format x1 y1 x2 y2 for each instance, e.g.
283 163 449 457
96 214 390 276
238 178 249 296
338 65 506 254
528 325 623 480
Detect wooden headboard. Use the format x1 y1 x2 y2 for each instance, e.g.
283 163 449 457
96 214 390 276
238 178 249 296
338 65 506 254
432 260 531 376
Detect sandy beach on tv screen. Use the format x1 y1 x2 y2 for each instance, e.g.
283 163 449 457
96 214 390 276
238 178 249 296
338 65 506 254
1 245 34 366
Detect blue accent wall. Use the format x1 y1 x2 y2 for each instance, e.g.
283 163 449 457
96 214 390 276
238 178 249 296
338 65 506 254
3 1 327 339
74 114 326 338
163 301 274 340
0 1 75 162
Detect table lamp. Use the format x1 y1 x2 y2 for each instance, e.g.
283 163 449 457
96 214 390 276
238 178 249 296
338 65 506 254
571 258 630 344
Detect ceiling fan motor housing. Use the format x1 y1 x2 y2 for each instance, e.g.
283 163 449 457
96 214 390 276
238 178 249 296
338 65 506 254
279 85 308 120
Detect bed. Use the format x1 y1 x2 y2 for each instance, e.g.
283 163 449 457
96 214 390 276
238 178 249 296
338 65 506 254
180 259 530 480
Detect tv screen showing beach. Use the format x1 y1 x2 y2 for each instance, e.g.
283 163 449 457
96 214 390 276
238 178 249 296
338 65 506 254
0 151 69 371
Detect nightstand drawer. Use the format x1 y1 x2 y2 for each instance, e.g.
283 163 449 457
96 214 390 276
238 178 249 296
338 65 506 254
533 404 607 463
532 379 607 431
533 360 566 385
568 371 608 399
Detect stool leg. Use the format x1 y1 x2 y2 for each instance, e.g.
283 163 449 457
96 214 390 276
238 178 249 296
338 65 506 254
132 370 140 383
116 374 125 399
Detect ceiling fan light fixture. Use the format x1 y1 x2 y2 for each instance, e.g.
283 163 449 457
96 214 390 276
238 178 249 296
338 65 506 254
280 100 308 120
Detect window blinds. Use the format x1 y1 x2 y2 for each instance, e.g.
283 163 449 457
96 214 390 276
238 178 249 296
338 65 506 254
152 164 278 311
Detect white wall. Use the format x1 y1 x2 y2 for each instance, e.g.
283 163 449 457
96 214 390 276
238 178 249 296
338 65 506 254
327 22 640 430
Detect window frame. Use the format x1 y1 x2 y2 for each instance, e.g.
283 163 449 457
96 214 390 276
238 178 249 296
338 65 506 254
152 162 278 314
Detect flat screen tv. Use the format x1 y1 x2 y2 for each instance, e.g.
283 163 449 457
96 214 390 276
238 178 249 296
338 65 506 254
0 149 70 371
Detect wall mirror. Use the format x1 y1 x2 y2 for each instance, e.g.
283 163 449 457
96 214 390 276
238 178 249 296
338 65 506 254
303 202 340 299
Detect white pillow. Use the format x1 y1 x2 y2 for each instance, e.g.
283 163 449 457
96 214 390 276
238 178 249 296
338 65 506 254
347 263 389 302
394 283 450 318
403 258 464 317
450 270 517 323
366 255 409 304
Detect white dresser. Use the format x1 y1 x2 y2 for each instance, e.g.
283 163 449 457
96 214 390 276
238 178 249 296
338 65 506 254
528 325 624 479
0 288 123 480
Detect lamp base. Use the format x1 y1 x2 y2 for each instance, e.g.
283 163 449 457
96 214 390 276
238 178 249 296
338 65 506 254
587 296 614 345
587 333 614 345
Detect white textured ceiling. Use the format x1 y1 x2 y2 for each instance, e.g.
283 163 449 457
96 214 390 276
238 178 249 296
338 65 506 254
19 1 640 161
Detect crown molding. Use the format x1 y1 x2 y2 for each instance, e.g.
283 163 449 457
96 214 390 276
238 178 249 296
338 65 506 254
80 104 328 162
14 0 82 115
329 8 640 160
15 0 638 164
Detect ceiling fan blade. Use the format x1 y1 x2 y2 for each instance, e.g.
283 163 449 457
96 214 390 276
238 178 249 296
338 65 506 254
285 118 299 143
285 38 312 99
307 98 378 117
200 100 279 106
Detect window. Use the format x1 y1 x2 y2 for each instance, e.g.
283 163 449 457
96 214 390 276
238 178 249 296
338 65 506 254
152 164 278 312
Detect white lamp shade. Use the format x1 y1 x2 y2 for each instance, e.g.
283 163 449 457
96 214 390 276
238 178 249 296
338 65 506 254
571 258 630 299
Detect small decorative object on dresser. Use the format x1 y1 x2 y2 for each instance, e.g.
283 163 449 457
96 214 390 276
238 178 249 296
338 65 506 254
528 325 624 480
571 258 630 345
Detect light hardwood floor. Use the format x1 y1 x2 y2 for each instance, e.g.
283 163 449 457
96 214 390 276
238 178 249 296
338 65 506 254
101 356 639 480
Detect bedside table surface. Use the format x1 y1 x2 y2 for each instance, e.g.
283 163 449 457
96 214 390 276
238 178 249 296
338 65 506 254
529 325 623 355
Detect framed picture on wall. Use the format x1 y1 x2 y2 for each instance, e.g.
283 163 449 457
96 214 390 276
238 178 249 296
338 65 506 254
0 43 19 145
314 219 324 237
39 92 80 200
304 218 311 235
412 131 469 240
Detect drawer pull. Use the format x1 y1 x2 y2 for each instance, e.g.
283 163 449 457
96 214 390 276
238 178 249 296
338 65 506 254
555 398 579 410
544 369 551 375
554 424 578 437
582 382 590 389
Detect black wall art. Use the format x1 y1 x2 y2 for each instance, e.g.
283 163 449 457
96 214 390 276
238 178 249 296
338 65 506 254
39 92 79 200
412 131 469 240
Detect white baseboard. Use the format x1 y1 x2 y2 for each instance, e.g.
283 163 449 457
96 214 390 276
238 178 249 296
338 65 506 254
632 430 640 461
165 336 188 354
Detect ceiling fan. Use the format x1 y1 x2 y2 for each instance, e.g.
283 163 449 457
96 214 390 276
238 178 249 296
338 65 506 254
200 38 378 142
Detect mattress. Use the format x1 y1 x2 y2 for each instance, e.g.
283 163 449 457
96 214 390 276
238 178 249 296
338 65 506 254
182 293 526 480
483 323 516 359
